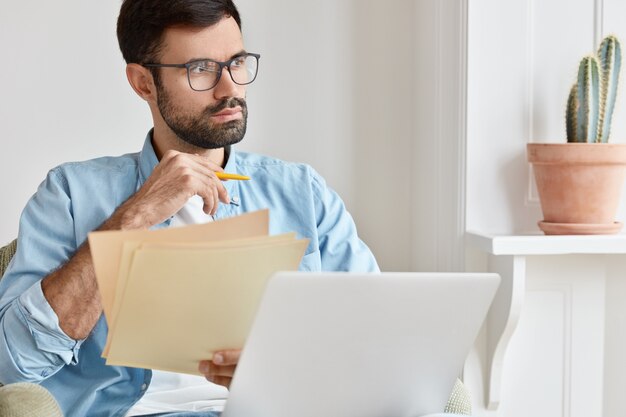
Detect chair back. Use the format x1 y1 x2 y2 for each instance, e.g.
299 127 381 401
0 240 17 279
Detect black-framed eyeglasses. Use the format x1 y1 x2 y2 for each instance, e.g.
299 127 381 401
142 53 260 92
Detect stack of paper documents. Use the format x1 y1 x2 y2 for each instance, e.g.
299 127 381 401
88 210 307 375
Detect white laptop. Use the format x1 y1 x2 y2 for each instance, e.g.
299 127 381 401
222 271 500 417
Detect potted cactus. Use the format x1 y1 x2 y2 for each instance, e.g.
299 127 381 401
527 35 626 235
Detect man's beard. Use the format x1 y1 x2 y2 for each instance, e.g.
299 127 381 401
156 83 248 150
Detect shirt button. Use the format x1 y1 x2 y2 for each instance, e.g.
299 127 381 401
141 383 148 391
232 196 240 204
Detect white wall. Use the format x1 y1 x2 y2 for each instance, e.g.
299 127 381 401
604 255 626 417
234 0 356 198
413 0 467 272
467 0 626 235
0 1 150 242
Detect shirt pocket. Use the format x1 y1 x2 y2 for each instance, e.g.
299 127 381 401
298 250 322 272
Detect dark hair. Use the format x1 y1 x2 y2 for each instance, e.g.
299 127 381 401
117 0 242 64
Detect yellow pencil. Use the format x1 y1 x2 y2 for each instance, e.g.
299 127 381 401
215 172 250 181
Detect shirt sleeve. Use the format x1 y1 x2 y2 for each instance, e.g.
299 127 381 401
309 168 380 273
0 168 84 384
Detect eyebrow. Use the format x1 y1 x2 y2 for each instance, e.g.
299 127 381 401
186 50 248 64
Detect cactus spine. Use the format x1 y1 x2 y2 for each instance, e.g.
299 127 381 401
566 36 621 143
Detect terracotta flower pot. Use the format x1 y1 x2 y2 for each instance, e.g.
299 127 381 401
527 143 626 235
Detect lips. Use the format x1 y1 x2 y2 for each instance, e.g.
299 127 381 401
211 107 243 123
210 107 243 123
213 107 242 117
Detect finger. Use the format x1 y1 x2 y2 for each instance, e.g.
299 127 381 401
211 184 219 215
201 191 215 215
202 176 226 206
217 181 229 204
202 195 215 216
166 151 222 177
210 364 237 378
212 376 232 388
192 153 225 173
182 157 229 205
213 349 241 366
200 173 228 211
201 363 237 381
199 360 211 376
199 367 235 388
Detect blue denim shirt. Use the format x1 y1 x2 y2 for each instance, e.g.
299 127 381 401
0 133 379 416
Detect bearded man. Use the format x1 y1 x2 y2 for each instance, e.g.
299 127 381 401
0 0 378 416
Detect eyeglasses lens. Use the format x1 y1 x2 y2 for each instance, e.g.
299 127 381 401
188 55 258 91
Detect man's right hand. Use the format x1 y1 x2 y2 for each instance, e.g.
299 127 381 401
116 150 230 229
43 150 230 339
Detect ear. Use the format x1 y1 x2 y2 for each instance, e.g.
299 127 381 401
126 63 157 102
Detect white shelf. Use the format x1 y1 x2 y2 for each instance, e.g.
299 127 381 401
466 230 626 410
466 231 626 256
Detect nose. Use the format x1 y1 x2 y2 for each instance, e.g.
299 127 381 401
213 67 243 100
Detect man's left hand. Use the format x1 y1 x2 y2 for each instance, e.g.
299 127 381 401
199 349 241 388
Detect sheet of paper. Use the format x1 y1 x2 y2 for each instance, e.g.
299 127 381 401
102 233 298 358
139 232 297 250
101 240 142 357
89 209 269 321
104 238 308 375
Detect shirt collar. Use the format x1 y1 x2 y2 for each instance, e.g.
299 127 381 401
223 144 237 174
137 129 159 186
221 145 241 205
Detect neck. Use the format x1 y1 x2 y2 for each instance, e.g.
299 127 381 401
151 124 226 167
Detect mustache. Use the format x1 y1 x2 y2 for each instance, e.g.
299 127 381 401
205 97 247 116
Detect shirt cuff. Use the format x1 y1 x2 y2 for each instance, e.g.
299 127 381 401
17 281 84 365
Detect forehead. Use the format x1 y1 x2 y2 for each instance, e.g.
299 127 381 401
159 16 244 62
